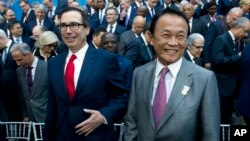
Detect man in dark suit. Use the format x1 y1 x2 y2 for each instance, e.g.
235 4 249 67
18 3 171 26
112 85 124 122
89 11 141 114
44 7 129 141
9 21 34 50
145 0 162 22
182 3 207 36
0 8 17 38
19 0 36 25
90 0 107 25
0 29 22 121
118 0 137 29
11 43 48 123
23 4 54 36
118 16 146 55
237 43 250 126
203 7 243 69
123 22 155 67
211 17 249 124
43 0 57 22
200 1 218 28
184 33 204 66
124 8 220 141
99 7 126 40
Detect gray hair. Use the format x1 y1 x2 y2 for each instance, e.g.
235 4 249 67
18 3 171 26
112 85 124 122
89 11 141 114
0 14 5 24
228 7 243 16
0 29 7 38
231 17 249 28
35 31 60 49
10 43 32 55
35 4 46 12
186 33 205 46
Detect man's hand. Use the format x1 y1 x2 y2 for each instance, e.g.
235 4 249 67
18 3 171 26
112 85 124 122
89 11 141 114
75 109 106 136
204 63 211 70
23 117 29 122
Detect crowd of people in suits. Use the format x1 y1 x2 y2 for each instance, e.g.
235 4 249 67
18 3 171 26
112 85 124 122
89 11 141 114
0 0 249 140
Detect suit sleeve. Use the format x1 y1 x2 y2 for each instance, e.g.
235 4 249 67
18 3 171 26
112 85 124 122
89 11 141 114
124 69 138 141
203 22 217 63
199 72 220 141
99 54 130 124
44 61 57 141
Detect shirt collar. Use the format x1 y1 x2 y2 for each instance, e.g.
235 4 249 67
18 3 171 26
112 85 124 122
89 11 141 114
155 57 182 78
67 43 89 62
228 30 235 41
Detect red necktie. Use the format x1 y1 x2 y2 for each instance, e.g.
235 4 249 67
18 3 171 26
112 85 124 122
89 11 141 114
65 55 76 100
152 67 168 128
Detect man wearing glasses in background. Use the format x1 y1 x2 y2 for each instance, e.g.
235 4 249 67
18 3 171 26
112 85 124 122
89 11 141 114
44 7 129 141
184 33 204 66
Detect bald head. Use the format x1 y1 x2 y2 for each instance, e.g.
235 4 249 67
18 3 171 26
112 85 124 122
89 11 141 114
132 16 146 35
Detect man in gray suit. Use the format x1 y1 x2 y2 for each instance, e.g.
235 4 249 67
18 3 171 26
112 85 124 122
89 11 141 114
11 43 48 123
124 8 220 141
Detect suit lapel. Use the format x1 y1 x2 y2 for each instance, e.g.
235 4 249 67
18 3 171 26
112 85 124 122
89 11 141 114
157 59 193 131
142 61 157 128
32 60 42 97
74 47 97 98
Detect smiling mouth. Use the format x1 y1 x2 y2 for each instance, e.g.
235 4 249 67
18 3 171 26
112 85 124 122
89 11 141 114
164 49 177 55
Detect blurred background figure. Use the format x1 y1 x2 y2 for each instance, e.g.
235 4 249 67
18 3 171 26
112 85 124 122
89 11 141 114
11 43 48 123
19 0 36 25
33 31 60 61
184 33 205 66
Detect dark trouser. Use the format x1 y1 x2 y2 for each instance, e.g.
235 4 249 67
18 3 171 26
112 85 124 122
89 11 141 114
220 96 235 124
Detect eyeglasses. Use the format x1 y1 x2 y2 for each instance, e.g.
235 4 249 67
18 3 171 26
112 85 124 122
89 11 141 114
106 13 117 16
45 42 57 48
191 44 203 49
59 22 84 31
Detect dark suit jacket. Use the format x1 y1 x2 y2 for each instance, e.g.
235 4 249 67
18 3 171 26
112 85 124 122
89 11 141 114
117 6 137 28
99 23 126 40
10 36 34 50
23 19 54 36
203 19 228 63
183 50 202 66
0 21 9 36
21 9 36 25
1 41 22 121
211 31 241 97
90 10 108 26
17 59 48 123
44 46 129 141
0 58 8 122
118 30 137 55
236 43 250 117
190 18 207 36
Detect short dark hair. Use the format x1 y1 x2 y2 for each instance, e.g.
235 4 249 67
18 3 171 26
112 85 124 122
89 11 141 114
149 8 189 36
93 27 106 37
8 21 21 30
60 7 89 27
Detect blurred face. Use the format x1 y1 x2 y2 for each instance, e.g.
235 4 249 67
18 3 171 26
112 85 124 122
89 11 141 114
43 0 51 9
120 0 130 10
97 0 105 10
188 38 204 58
102 34 117 52
20 2 30 13
207 5 217 16
242 4 250 13
106 9 118 24
0 36 7 48
12 50 32 67
148 0 158 8
5 9 16 23
182 4 194 20
32 27 43 41
132 19 145 35
151 14 188 66
226 12 242 28
236 25 249 39
41 42 57 54
60 11 89 53
165 0 171 5
10 23 23 37
35 8 46 20
113 0 120 7
93 32 105 47
137 7 148 17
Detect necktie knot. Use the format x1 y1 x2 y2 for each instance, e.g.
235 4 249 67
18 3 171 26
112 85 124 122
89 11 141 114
160 67 168 80
109 25 113 32
69 54 77 62
16 38 20 43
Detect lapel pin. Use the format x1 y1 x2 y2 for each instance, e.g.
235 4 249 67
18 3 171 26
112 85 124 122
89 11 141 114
181 85 190 96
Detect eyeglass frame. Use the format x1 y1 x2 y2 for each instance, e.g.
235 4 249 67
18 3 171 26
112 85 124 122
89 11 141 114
45 42 58 48
59 22 85 31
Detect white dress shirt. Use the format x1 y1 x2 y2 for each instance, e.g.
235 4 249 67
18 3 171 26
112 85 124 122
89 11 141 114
151 58 182 105
65 44 89 89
